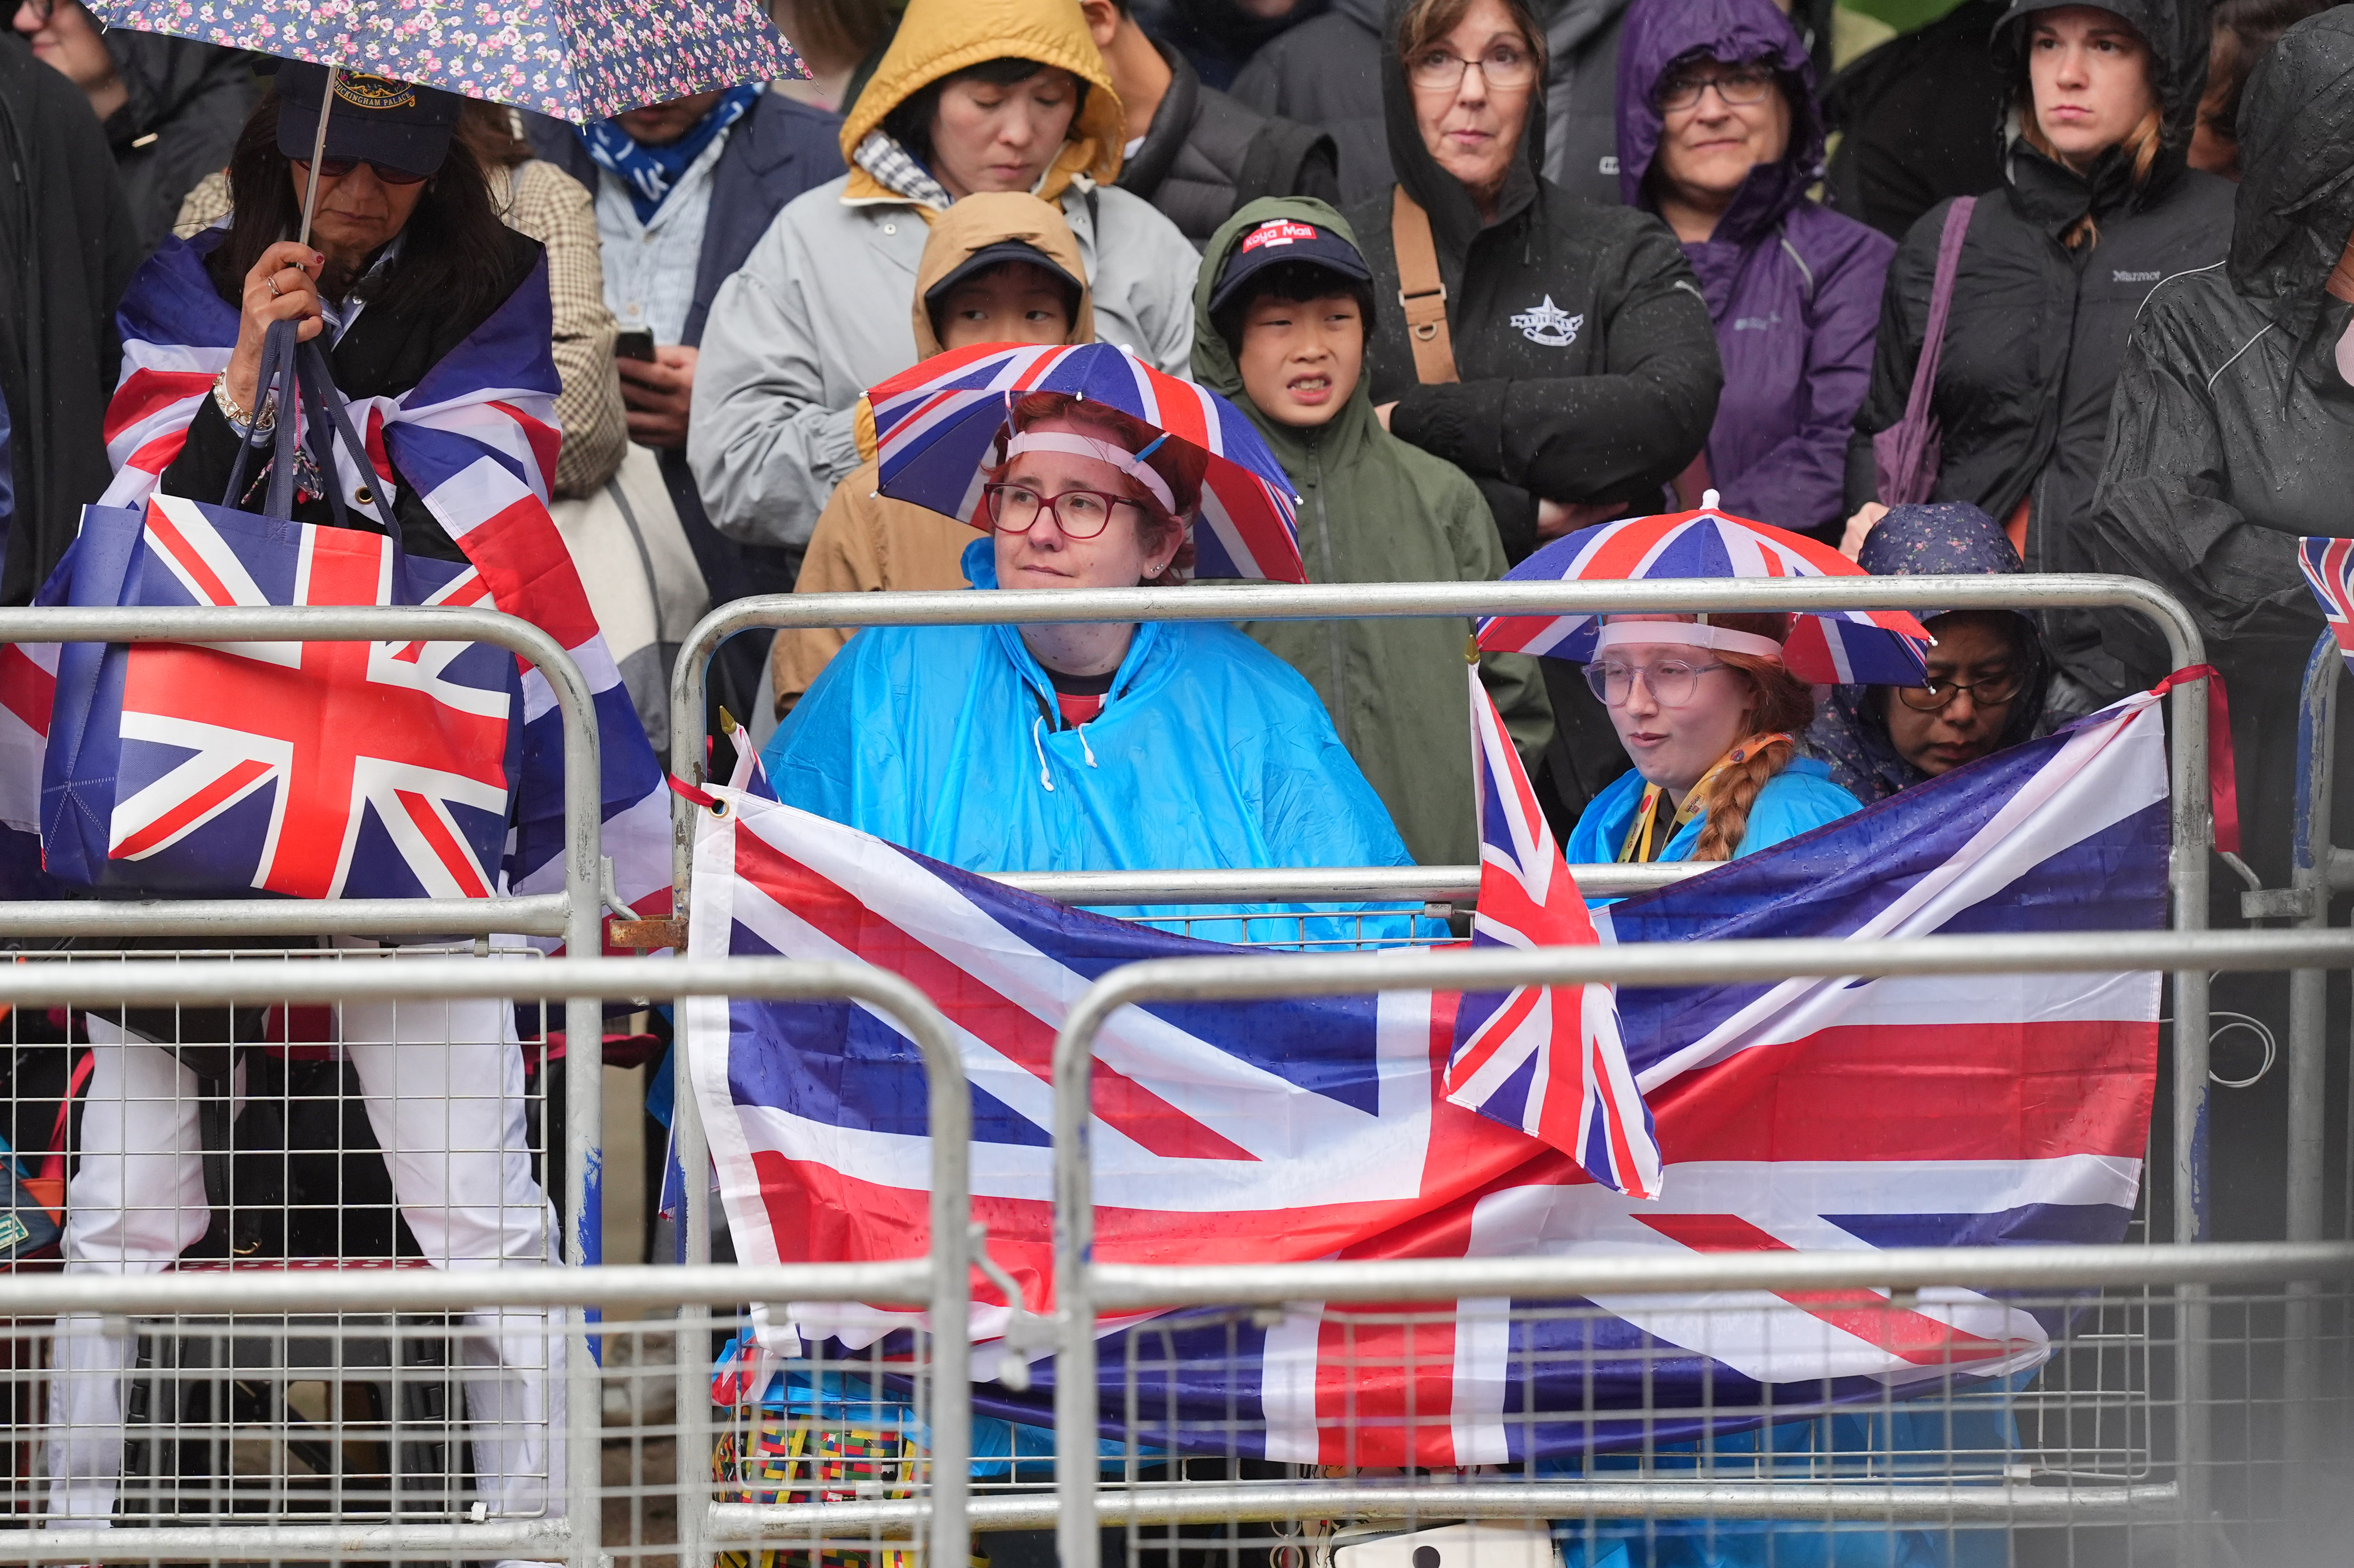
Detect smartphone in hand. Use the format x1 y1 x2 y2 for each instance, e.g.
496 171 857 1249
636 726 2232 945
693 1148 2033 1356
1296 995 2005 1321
615 330 656 362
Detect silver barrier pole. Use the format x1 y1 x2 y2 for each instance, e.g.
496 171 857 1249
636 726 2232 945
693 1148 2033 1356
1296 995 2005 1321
0 955 969 1566
0 604 609 1568
1048 925 2329 1568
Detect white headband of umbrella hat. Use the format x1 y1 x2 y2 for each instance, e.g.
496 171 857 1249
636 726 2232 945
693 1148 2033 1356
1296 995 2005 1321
1003 430 1178 515
1593 618 1786 659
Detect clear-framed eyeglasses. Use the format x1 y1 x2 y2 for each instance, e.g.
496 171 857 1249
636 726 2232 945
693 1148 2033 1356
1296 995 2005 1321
1584 658 1729 707
1655 63 1778 113
1406 41 1540 93
982 482 1143 541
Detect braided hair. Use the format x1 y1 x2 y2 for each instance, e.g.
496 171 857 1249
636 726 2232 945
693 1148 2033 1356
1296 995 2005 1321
1691 613 1817 862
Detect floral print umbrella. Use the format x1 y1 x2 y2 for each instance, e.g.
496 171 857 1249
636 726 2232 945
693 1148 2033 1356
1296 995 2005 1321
85 0 804 123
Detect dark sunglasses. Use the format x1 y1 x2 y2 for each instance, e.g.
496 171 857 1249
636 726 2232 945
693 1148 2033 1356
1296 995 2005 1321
299 156 431 186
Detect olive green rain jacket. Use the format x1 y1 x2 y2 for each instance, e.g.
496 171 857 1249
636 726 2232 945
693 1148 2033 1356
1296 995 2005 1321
1193 196 1554 867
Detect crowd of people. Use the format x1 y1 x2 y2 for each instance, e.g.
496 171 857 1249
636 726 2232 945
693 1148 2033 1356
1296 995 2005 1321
8 0 2354 1552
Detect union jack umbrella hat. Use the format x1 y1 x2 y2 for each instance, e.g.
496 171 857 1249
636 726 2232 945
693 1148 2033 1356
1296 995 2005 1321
865 342 1309 584
1476 499 1933 686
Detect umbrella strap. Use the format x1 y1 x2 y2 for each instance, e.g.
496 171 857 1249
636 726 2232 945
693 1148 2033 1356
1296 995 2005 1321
2149 664 2242 856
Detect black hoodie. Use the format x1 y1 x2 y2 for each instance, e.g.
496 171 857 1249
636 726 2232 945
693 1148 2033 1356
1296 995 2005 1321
1343 0 1719 564
1847 0 2232 705
2085 9 2354 731
101 31 256 253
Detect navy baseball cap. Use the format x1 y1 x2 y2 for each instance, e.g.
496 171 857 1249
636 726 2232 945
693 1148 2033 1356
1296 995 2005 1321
923 240 1083 311
277 63 462 179
1209 217 1374 314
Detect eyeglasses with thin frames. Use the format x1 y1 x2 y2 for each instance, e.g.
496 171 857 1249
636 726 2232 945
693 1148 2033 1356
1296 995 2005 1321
1584 658 1729 708
1407 43 1539 93
297 156 431 186
1893 671 2025 711
1655 64 1778 113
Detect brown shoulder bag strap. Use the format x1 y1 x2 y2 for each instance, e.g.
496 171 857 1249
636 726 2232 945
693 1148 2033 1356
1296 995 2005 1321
1391 186 1459 385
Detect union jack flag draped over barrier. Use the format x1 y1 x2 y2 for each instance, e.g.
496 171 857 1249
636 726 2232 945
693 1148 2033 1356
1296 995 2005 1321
685 689 2169 1463
0 233 670 918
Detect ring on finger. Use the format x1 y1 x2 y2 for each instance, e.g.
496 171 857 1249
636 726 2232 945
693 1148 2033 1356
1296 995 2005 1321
266 272 283 298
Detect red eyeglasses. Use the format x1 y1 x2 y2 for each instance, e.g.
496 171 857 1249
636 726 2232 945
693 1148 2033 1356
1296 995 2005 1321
298 157 430 186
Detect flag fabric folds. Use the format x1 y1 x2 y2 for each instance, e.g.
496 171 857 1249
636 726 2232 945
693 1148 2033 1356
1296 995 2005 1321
1443 665 1659 1200
2299 536 2354 675
684 687 2170 1464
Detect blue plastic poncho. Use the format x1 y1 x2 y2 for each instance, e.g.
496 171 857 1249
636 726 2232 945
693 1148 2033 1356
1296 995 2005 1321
765 539 1421 940
1566 755 1862 881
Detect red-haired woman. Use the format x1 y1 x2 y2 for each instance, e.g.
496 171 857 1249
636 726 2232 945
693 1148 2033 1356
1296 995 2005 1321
1844 0 2229 717
1563 612 1862 872
761 389 1420 940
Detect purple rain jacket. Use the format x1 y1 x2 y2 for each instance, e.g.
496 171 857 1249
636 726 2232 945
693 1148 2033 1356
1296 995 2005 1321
1616 0 1895 536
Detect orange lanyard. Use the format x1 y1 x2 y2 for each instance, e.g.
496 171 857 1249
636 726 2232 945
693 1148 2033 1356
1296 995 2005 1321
1615 734 1790 864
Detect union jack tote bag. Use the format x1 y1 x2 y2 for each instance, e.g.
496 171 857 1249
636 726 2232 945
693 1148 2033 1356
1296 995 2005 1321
38 324 523 900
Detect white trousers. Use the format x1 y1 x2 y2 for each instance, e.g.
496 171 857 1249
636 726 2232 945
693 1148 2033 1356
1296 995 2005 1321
46 979 565 1528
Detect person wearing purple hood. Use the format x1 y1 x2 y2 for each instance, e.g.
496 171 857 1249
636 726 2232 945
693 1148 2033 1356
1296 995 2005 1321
1616 0 1895 539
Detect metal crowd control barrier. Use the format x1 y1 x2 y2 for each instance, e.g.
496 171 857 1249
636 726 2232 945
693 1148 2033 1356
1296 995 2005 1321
1047 927 2354 1568
0 955 973 1568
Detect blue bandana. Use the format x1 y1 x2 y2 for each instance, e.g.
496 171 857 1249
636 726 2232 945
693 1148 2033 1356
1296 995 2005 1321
578 85 761 224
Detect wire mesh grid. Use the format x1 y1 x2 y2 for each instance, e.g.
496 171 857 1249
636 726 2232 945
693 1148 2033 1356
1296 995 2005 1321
1055 1276 2350 1568
0 943 573 1534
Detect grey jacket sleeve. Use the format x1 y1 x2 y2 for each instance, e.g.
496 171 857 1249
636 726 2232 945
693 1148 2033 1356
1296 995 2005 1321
686 222 865 549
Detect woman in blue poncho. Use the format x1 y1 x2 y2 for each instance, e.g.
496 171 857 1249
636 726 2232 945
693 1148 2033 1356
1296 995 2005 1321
1566 611 1862 876
764 388 1419 940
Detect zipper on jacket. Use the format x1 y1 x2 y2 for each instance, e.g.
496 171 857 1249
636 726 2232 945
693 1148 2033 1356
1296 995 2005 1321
1307 435 1348 743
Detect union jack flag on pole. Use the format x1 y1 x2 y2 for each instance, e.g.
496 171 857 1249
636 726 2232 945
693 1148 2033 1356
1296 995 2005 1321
1443 665 1660 1199
2299 536 2354 673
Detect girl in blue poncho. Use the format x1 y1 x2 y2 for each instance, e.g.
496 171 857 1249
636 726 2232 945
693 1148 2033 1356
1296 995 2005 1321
764 389 1421 942
1566 612 1862 876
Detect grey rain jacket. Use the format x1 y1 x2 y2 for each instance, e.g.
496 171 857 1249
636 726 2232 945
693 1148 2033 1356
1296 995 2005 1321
1847 0 2232 704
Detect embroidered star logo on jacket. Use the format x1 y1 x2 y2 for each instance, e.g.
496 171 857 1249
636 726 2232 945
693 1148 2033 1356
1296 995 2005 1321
1510 296 1584 348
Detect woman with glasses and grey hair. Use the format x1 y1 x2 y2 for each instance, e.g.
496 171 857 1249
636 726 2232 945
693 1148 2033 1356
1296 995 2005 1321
1615 0 1896 541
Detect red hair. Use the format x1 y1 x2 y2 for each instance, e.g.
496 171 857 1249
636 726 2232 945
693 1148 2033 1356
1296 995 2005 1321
989 391 1201 585
1688 613 1817 862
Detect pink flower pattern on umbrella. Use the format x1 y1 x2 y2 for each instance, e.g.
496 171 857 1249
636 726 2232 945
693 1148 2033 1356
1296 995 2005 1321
87 0 804 122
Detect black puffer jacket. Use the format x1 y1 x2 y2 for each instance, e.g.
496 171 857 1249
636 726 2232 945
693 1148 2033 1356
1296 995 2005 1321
1347 0 1719 563
1846 0 2233 703
1117 40 1339 245
2085 9 2354 780
101 32 256 254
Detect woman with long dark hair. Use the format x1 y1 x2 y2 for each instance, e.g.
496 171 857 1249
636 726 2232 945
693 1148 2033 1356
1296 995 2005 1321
1843 0 2231 716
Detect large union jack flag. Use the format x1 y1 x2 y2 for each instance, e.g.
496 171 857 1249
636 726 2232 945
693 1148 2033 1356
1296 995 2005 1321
36 231 672 922
683 684 2168 1464
1444 666 1659 1200
2300 536 2354 673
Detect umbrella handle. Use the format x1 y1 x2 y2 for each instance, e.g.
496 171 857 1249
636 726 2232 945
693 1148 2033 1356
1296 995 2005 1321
296 65 338 250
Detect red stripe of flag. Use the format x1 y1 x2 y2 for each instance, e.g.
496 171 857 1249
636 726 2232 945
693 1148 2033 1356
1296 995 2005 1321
112 757 273 860
0 645 56 737
103 368 214 447
486 401 561 491
1635 1213 2020 1366
452 495 601 649
142 502 242 606
395 789 493 898
733 831 1260 1163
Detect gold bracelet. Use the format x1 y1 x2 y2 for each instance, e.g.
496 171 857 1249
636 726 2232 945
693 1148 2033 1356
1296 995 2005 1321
212 369 276 436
